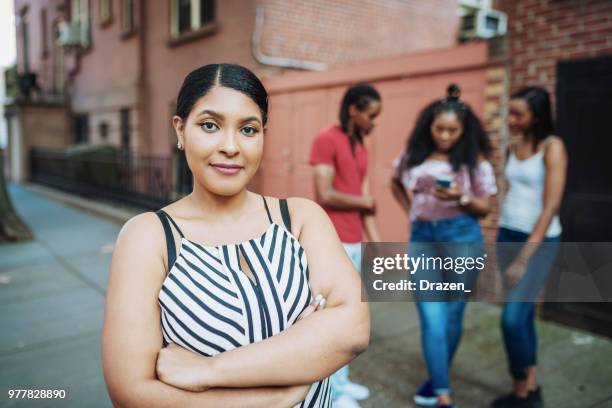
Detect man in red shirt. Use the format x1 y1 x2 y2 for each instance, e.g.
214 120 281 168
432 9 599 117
309 83 382 408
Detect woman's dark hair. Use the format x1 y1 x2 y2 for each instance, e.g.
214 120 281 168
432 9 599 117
511 86 554 152
401 84 491 172
175 63 268 125
339 83 381 144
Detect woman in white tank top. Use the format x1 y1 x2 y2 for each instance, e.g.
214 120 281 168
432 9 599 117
492 86 567 408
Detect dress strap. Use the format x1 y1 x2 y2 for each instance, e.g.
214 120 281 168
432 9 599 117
262 196 273 224
279 198 292 233
159 210 185 238
155 210 183 271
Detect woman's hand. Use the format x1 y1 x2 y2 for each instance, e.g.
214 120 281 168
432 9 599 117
156 343 212 392
283 384 313 407
504 259 527 288
433 185 463 201
297 294 326 321
390 177 412 216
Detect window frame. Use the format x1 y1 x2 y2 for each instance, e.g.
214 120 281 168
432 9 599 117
41 8 49 59
169 0 216 46
100 0 113 27
121 0 136 38
71 0 91 49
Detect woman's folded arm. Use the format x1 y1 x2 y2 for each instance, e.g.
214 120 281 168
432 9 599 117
102 213 308 407
185 198 370 389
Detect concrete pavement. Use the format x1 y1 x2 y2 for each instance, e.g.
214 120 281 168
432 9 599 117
1 184 611 407
0 184 125 407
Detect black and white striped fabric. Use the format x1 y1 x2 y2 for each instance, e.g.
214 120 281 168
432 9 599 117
155 198 331 407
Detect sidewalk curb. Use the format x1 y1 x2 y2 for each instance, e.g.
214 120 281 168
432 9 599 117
20 183 142 225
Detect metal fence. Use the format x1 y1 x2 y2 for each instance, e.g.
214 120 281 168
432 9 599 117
30 148 192 209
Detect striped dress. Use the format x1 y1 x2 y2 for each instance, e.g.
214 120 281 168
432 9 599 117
155 197 332 407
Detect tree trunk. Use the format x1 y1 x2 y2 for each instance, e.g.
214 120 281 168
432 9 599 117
0 148 33 242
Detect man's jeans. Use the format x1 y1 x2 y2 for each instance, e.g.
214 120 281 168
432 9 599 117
330 242 362 400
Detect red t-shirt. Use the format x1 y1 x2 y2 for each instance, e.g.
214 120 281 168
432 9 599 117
309 125 368 243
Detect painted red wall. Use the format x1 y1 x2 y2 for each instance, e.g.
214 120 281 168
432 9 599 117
262 43 489 241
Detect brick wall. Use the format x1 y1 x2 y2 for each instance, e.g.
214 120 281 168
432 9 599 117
500 0 612 97
259 0 459 65
482 60 508 243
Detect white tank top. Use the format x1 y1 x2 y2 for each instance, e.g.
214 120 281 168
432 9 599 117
499 144 562 238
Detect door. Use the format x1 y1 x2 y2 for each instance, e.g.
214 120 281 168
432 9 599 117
543 54 612 338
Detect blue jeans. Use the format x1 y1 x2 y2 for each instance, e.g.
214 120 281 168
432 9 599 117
409 214 484 395
496 227 560 379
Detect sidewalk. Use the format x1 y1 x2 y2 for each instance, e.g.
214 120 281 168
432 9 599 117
1 184 611 407
0 184 125 407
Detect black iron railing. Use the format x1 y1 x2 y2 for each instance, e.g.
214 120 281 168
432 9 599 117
30 148 191 209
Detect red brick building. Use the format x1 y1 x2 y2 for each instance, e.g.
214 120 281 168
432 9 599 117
11 0 460 159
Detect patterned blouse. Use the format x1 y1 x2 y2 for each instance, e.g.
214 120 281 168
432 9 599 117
393 155 498 221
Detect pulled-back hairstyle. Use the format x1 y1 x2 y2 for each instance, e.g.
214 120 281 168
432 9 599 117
511 86 554 152
175 63 269 125
401 84 491 172
339 83 381 145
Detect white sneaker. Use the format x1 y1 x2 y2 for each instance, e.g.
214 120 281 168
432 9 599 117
343 381 370 401
333 395 361 408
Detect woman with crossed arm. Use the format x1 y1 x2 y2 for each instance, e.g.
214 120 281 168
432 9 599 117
102 63 369 408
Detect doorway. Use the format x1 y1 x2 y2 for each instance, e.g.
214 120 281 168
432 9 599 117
543 54 612 338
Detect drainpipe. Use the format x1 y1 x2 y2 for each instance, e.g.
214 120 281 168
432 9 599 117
251 5 327 71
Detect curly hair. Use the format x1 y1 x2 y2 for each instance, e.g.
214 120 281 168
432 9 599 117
400 84 491 173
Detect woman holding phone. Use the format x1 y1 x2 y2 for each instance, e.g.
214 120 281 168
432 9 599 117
102 63 370 407
391 85 496 408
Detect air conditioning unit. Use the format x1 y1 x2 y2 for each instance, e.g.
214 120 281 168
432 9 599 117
57 21 83 47
459 0 491 8
460 8 508 40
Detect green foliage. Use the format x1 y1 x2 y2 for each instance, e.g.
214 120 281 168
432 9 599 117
64 144 119 187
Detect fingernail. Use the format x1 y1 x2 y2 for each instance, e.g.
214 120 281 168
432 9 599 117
319 299 326 308
314 294 323 302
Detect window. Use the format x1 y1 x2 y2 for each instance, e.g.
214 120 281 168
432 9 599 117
99 121 109 141
71 0 90 47
74 114 89 144
53 24 65 94
41 8 49 58
20 7 30 72
170 0 215 39
100 0 112 25
121 0 135 35
120 108 130 151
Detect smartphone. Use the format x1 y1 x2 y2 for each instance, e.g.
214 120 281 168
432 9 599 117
435 176 454 189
